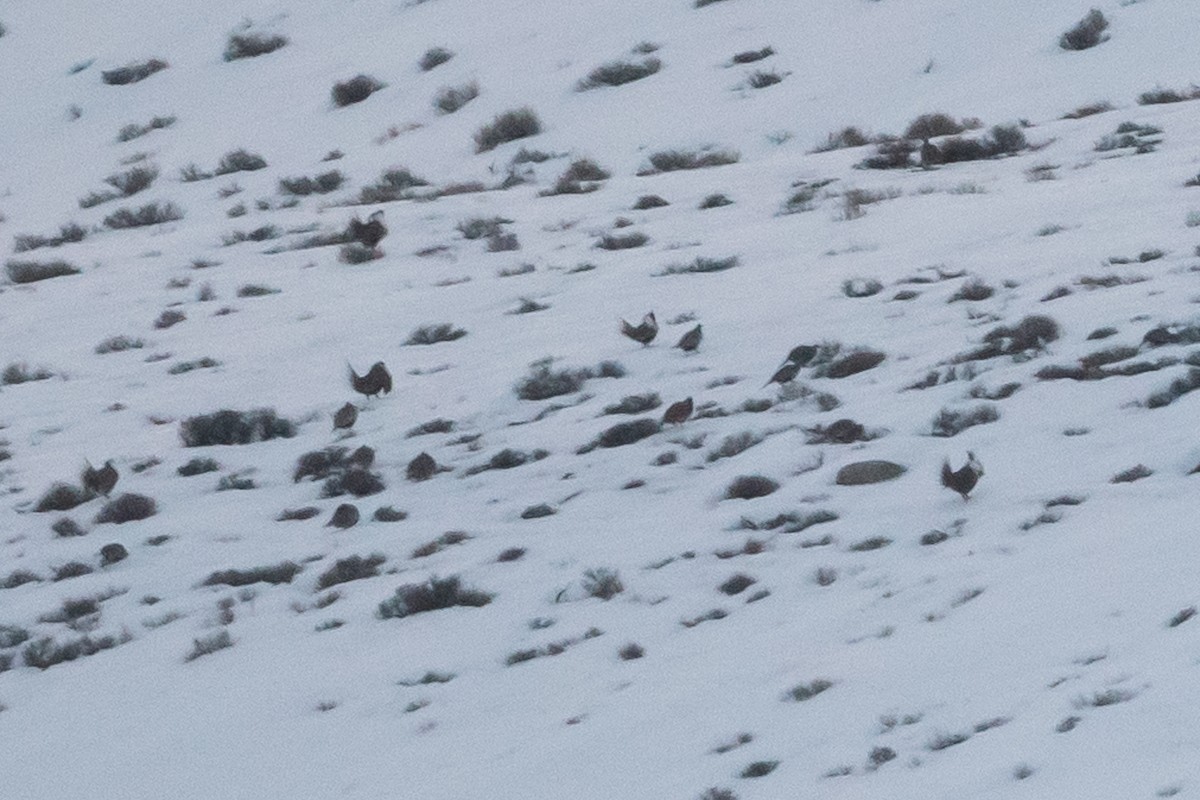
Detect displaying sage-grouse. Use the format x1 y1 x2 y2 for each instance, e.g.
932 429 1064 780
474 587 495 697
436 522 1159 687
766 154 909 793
620 312 658 346
333 402 358 431
675 324 702 353
347 210 387 251
941 452 984 500
348 361 392 399
82 460 119 497
662 397 694 426
784 344 818 368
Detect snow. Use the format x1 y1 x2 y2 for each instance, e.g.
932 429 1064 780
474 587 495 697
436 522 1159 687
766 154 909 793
2 0 1200 797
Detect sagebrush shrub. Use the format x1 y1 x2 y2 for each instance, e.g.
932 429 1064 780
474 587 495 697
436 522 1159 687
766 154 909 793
406 323 467 345
224 32 288 61
6 259 80 283
725 475 779 500
358 167 428 203
577 58 661 90
378 576 493 618
101 59 168 85
639 148 739 175
35 483 91 513
215 149 266 175
203 562 301 587
278 171 344 196
474 108 542 153
434 82 479 114
94 493 157 524
419 47 453 71
904 112 967 140
180 409 297 447
1059 9 1109 51
316 555 385 590
332 74 384 107
103 202 183 229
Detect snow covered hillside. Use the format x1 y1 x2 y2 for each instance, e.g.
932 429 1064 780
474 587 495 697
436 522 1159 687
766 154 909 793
2 1 1200 797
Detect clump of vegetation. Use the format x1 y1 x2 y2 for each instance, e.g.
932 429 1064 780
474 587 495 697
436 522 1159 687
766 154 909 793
638 148 739 175
316 554 385 590
278 171 344 196
94 493 157 524
787 678 834 701
180 408 297 447
1145 368 1200 408
931 404 1000 437
116 115 176 142
580 418 660 452
1059 9 1109 51
813 126 871 152
419 46 453 71
596 232 648 250
474 108 542 153
1137 86 1200 106
464 448 548 476
1111 464 1152 484
406 323 467 345
24 632 129 669
949 278 994 302
332 74 384 107
177 457 219 476
215 149 267 175
224 31 288 61
357 167 429 204
103 202 183 229
577 57 662 90
1094 121 1162 154
377 576 493 618
603 393 661 415
5 259 81 283
184 630 233 662
94 334 144 354
657 255 739 276
35 483 91 513
3 362 54 385
956 315 1060 362
433 81 479 114
633 194 669 210
818 349 886 379
582 567 624 600
101 58 168 85
13 222 88 252
725 475 779 500
514 358 624 401
203 561 301 587
732 46 774 65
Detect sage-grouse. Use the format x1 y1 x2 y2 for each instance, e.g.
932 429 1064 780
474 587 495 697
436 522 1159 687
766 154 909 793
347 210 387 250
333 402 358 431
675 324 702 353
620 312 658 346
941 452 984 500
327 503 360 529
662 397 694 426
349 361 392 399
82 460 119 497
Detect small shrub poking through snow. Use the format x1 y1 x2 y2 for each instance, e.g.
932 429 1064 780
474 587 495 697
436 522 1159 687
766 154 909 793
204 562 301 587
787 678 834 702
418 47 453 71
332 74 384 107
215 149 267 175
577 57 662 90
474 108 542 153
931 404 1000 437
725 475 779 500
6 259 81 283
224 32 288 61
101 59 168 85
434 82 479 114
94 493 157 524
378 576 493 619
639 148 739 175
184 630 233 662
406 323 467 346
582 568 624 600
1111 464 1152 484
316 555 385 590
103 202 183 229
36 483 91 512
181 409 296 447
1059 9 1109 51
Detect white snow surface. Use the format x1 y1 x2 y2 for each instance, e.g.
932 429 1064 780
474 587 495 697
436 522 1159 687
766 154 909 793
2 1 1200 797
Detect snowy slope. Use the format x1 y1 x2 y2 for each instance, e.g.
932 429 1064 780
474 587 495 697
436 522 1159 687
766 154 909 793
2 1 1200 798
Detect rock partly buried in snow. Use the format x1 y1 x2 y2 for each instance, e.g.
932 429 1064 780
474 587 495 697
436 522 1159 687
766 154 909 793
835 460 906 485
